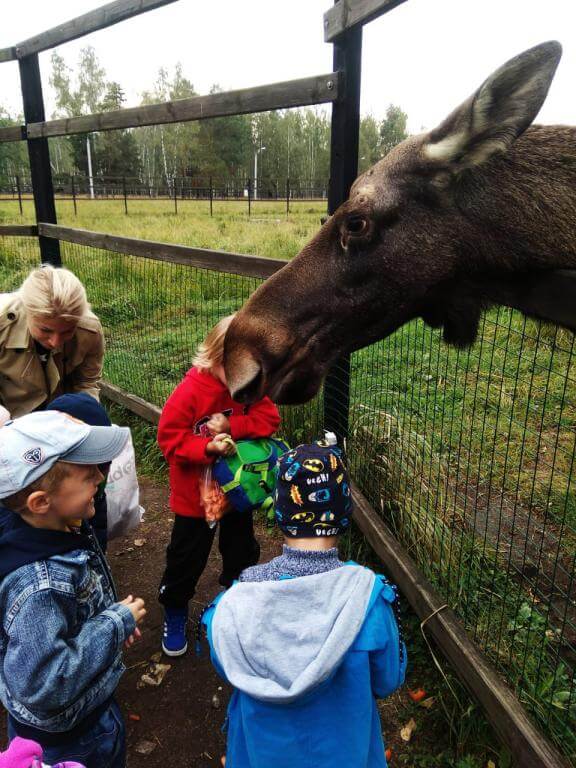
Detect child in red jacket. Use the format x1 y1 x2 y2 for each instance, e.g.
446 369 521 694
157 315 281 656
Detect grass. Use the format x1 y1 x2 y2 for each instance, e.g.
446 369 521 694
1 198 575 762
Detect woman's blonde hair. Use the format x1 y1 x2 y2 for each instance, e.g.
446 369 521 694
19 265 90 321
192 314 235 372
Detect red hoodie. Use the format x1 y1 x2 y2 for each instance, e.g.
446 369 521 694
158 367 281 517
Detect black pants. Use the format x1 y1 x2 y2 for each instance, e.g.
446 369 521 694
158 512 260 609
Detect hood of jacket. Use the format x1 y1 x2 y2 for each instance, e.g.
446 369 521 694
210 564 376 703
0 513 92 579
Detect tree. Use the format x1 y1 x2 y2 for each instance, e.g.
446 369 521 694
379 104 408 157
359 115 382 172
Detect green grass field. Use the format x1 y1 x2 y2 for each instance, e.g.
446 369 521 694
1 197 575 758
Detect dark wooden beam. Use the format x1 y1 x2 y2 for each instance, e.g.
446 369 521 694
351 485 570 768
0 125 26 143
38 223 286 279
14 0 179 59
100 381 161 424
324 0 408 41
19 54 60 266
0 225 38 236
0 47 16 63
27 73 341 138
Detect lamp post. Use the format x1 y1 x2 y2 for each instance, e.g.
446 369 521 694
254 144 266 200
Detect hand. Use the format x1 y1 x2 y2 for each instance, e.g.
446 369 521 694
0 406 10 427
207 413 231 436
120 595 147 625
124 626 142 649
206 433 236 456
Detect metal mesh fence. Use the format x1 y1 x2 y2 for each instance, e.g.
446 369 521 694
1 234 574 760
349 312 576 758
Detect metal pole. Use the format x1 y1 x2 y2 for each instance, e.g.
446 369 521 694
322 22 362 442
123 176 128 215
173 176 178 215
18 53 60 265
286 177 290 217
71 174 77 216
16 175 23 216
209 175 213 217
247 177 252 217
86 135 95 200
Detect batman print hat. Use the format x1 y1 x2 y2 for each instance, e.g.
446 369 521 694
274 440 353 538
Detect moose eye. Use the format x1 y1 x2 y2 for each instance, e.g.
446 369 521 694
344 215 369 236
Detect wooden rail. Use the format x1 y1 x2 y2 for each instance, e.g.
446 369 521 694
12 0 179 59
0 126 26 143
26 73 341 139
38 223 286 279
324 0 408 41
0 224 38 236
0 48 16 63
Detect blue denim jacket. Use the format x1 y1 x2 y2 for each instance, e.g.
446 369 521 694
0 530 135 734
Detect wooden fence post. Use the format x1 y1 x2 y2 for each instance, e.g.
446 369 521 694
15 174 22 216
18 53 60 265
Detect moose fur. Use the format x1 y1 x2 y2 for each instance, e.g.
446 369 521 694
225 41 576 405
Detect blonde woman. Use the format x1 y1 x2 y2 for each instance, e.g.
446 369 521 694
0 265 104 418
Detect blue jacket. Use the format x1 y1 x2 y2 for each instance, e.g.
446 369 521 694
0 515 135 739
204 563 406 768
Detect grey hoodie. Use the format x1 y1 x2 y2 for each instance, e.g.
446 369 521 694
210 564 376 703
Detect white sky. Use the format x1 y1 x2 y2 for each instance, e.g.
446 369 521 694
1 0 575 135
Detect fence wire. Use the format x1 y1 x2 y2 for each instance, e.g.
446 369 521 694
1 234 574 760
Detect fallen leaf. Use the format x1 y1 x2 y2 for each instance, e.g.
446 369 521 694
134 538 146 547
400 718 417 742
150 652 162 664
140 662 171 687
408 688 426 703
419 697 435 710
135 740 156 755
487 761 496 768
128 713 141 722
212 693 221 709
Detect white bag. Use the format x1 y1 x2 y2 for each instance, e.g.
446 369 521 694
105 432 144 540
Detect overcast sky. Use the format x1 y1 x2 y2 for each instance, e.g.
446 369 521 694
1 0 575 135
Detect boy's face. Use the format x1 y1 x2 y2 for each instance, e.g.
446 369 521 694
37 463 104 525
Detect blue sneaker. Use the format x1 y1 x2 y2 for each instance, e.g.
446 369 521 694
162 608 188 656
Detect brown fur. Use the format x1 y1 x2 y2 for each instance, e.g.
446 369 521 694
225 43 576 404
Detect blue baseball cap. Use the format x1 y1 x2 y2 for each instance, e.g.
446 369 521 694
0 410 130 499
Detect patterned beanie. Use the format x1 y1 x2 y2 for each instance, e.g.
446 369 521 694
274 440 353 538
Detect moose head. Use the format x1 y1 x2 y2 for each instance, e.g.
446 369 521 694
226 41 576 404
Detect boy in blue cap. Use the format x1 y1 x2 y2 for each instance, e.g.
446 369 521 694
0 411 146 768
203 440 407 768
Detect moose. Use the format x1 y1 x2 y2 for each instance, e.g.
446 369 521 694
224 41 576 405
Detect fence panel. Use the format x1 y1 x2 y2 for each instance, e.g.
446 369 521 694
349 311 576 758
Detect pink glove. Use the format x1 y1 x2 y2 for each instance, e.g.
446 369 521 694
0 737 85 768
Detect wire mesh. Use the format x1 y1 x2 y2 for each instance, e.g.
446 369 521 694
349 311 576 760
1 233 575 759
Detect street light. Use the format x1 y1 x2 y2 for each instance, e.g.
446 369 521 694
254 145 266 200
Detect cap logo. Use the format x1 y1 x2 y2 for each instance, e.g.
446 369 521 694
23 447 44 465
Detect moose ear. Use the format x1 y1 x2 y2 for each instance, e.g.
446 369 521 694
424 41 562 171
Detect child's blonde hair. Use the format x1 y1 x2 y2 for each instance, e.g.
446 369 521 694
19 265 90 322
192 314 235 372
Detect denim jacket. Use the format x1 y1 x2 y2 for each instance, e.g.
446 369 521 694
0 525 135 735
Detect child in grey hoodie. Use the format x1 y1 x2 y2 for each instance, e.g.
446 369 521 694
203 440 406 768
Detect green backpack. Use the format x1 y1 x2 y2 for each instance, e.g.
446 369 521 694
212 437 290 520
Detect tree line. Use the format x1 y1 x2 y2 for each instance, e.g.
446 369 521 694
0 46 408 192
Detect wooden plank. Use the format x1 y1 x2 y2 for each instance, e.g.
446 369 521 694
351 484 570 768
100 381 161 424
27 73 341 138
38 223 286 279
0 125 26 143
0 225 38 236
324 0 408 41
0 47 16 63
14 0 179 59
